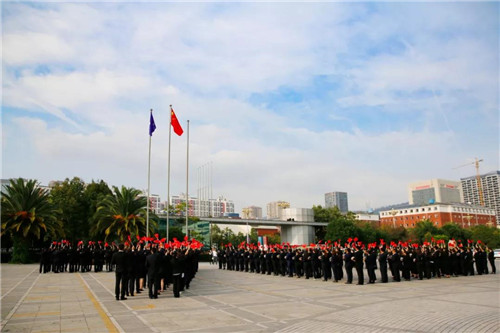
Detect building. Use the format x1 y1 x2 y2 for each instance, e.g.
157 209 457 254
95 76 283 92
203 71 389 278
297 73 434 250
281 208 314 222
266 201 290 219
140 193 163 214
241 206 262 219
325 192 348 213
354 212 380 225
379 202 496 228
461 171 500 226
170 194 235 218
408 179 462 205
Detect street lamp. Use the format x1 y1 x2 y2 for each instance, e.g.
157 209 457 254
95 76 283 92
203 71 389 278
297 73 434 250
464 214 473 227
389 209 398 228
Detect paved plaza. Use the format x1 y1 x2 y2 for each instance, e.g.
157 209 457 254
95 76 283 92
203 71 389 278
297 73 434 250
1 262 499 333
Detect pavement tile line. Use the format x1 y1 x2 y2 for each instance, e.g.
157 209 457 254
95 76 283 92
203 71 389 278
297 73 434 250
77 273 122 333
86 272 159 333
1 267 38 301
0 269 41 329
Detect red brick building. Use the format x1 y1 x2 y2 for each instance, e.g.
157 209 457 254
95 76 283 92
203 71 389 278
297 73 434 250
379 202 496 228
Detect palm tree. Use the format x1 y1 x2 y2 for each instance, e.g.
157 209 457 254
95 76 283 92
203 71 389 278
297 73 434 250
91 186 157 242
1 178 63 262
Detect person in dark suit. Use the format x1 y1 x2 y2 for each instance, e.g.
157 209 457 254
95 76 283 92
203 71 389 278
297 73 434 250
111 243 128 300
378 246 388 283
146 246 160 299
353 246 364 285
486 247 496 274
344 248 354 284
171 249 186 298
365 248 377 284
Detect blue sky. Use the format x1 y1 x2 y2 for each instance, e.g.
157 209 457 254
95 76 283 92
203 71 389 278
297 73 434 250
2 2 499 213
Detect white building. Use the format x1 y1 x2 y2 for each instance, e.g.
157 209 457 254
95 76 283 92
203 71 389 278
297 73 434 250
281 208 314 222
170 194 235 217
140 193 162 213
355 213 380 224
408 179 463 205
266 201 290 219
241 206 262 219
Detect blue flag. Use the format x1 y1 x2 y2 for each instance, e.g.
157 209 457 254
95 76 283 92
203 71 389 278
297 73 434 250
149 112 156 136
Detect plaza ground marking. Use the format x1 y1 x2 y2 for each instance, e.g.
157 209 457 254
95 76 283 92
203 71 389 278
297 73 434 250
77 273 121 333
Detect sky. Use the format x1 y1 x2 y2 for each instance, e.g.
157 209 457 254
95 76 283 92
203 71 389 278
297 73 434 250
2 1 499 215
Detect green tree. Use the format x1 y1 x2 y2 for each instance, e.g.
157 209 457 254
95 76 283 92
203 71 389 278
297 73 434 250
1 178 63 263
470 225 500 248
267 233 281 245
409 220 438 243
91 186 156 242
83 179 112 225
379 225 408 242
50 177 87 241
440 223 471 243
313 205 363 243
168 226 185 242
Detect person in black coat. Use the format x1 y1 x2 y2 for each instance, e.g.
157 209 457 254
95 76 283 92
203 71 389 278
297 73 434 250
378 246 389 283
344 248 354 284
486 247 496 274
171 249 186 298
353 246 364 285
126 247 137 297
365 248 377 284
146 247 161 299
111 243 128 300
390 248 401 282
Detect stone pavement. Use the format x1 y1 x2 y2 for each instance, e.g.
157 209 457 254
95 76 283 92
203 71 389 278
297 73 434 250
1 262 499 332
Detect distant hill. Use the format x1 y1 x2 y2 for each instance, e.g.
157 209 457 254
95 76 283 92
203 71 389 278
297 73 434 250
371 202 409 213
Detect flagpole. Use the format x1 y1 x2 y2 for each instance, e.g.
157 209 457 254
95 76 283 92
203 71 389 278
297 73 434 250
167 105 173 242
146 109 153 238
185 120 190 239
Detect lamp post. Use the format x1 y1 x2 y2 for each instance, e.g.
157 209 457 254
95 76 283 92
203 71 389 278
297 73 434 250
464 214 473 228
389 209 398 228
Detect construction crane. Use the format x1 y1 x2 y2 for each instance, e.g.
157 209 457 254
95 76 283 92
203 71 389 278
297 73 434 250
242 207 251 219
454 158 484 206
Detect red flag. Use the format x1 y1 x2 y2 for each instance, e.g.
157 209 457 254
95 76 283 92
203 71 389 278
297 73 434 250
170 107 184 136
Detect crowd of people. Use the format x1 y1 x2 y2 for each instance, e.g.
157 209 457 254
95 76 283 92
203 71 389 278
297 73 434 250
39 236 202 300
214 239 497 285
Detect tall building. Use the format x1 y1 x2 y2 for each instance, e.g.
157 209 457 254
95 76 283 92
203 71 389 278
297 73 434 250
140 193 163 214
266 201 290 219
241 206 262 219
380 202 496 228
461 171 500 226
408 179 463 205
325 192 348 213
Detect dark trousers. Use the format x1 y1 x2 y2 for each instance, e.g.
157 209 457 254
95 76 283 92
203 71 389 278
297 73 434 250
345 265 353 283
172 274 181 297
128 274 135 296
115 272 127 299
148 274 159 298
355 265 364 285
489 259 496 273
367 266 376 283
379 263 388 283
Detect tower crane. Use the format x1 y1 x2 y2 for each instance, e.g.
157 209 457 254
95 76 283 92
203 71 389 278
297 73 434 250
454 158 484 206
242 207 251 219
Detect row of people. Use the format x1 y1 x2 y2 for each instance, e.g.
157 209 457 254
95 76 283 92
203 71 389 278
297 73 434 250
39 239 201 300
216 243 496 284
111 243 199 300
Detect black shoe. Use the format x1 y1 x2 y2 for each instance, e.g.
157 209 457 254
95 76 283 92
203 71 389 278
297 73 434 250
120 297 127 300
